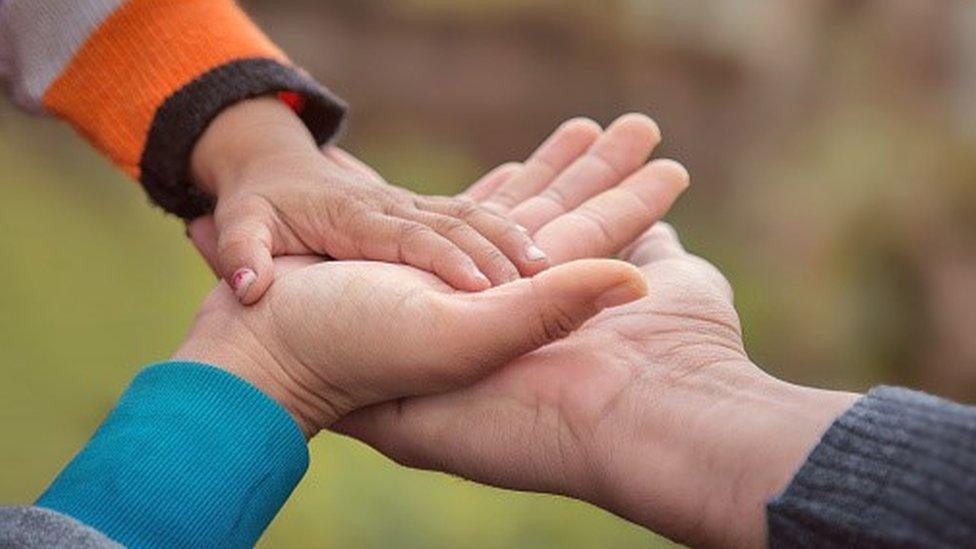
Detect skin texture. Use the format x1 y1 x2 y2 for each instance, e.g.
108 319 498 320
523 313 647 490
174 254 650 433
180 116 690 435
191 96 550 303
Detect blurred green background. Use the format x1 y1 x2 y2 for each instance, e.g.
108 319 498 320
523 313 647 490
2 1 975 547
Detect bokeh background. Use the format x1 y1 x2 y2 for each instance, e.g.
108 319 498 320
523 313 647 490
2 1 975 547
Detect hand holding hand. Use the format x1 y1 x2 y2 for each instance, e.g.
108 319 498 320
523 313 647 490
180 114 689 437
335 224 858 548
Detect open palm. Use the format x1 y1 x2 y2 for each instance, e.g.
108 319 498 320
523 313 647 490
333 223 747 505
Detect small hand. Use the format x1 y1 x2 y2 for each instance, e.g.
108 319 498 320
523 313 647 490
191 96 550 304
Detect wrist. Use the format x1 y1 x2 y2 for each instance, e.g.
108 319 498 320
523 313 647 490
172 307 335 438
583 360 858 548
189 95 320 197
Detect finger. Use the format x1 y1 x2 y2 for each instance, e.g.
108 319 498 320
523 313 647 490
185 216 220 277
356 213 492 291
509 113 662 232
417 197 549 277
624 223 735 301
481 118 601 213
215 206 277 305
460 162 522 200
212 197 279 304
535 159 690 265
391 205 521 285
620 222 686 266
430 258 648 381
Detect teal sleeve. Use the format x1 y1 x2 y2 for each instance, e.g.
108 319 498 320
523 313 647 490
36 361 309 548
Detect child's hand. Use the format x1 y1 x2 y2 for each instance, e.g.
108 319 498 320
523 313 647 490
190 96 547 304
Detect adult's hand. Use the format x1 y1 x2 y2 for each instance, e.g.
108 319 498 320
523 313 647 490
335 224 859 548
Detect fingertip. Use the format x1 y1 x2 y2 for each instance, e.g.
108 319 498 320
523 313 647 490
231 266 274 305
517 243 550 277
444 262 492 292
533 117 602 165
231 267 256 293
594 268 648 309
649 158 690 191
559 117 602 141
465 270 493 292
607 113 662 148
537 258 646 298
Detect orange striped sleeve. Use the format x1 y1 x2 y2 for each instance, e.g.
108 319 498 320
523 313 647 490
41 0 346 219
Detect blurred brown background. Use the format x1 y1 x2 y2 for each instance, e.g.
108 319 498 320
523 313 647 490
2 1 975 547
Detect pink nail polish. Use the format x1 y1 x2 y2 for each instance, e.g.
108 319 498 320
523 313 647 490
232 268 256 298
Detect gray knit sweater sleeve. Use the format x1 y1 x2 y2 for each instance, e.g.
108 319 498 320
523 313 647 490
0 507 121 548
767 386 976 547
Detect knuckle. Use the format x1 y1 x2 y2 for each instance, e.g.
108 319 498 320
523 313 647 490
539 186 569 208
441 216 470 233
451 200 482 219
327 194 362 225
434 216 471 237
576 207 616 242
217 228 253 253
452 195 477 208
487 188 522 207
398 221 433 242
482 247 518 274
535 301 580 344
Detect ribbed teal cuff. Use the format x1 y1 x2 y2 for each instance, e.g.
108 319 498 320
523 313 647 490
37 361 309 548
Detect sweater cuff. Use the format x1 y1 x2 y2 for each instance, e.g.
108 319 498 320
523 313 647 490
139 58 347 219
767 386 976 547
0 507 122 549
36 361 309 548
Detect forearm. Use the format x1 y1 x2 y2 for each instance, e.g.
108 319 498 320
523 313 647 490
586 361 857 548
36 361 308 547
0 0 345 218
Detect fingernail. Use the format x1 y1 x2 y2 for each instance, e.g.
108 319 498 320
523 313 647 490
472 270 491 288
231 268 256 299
525 244 548 262
595 280 647 309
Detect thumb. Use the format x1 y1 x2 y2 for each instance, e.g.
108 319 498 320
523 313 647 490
215 203 276 305
435 259 647 377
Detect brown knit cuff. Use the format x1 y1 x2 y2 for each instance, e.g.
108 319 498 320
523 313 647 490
138 58 347 220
